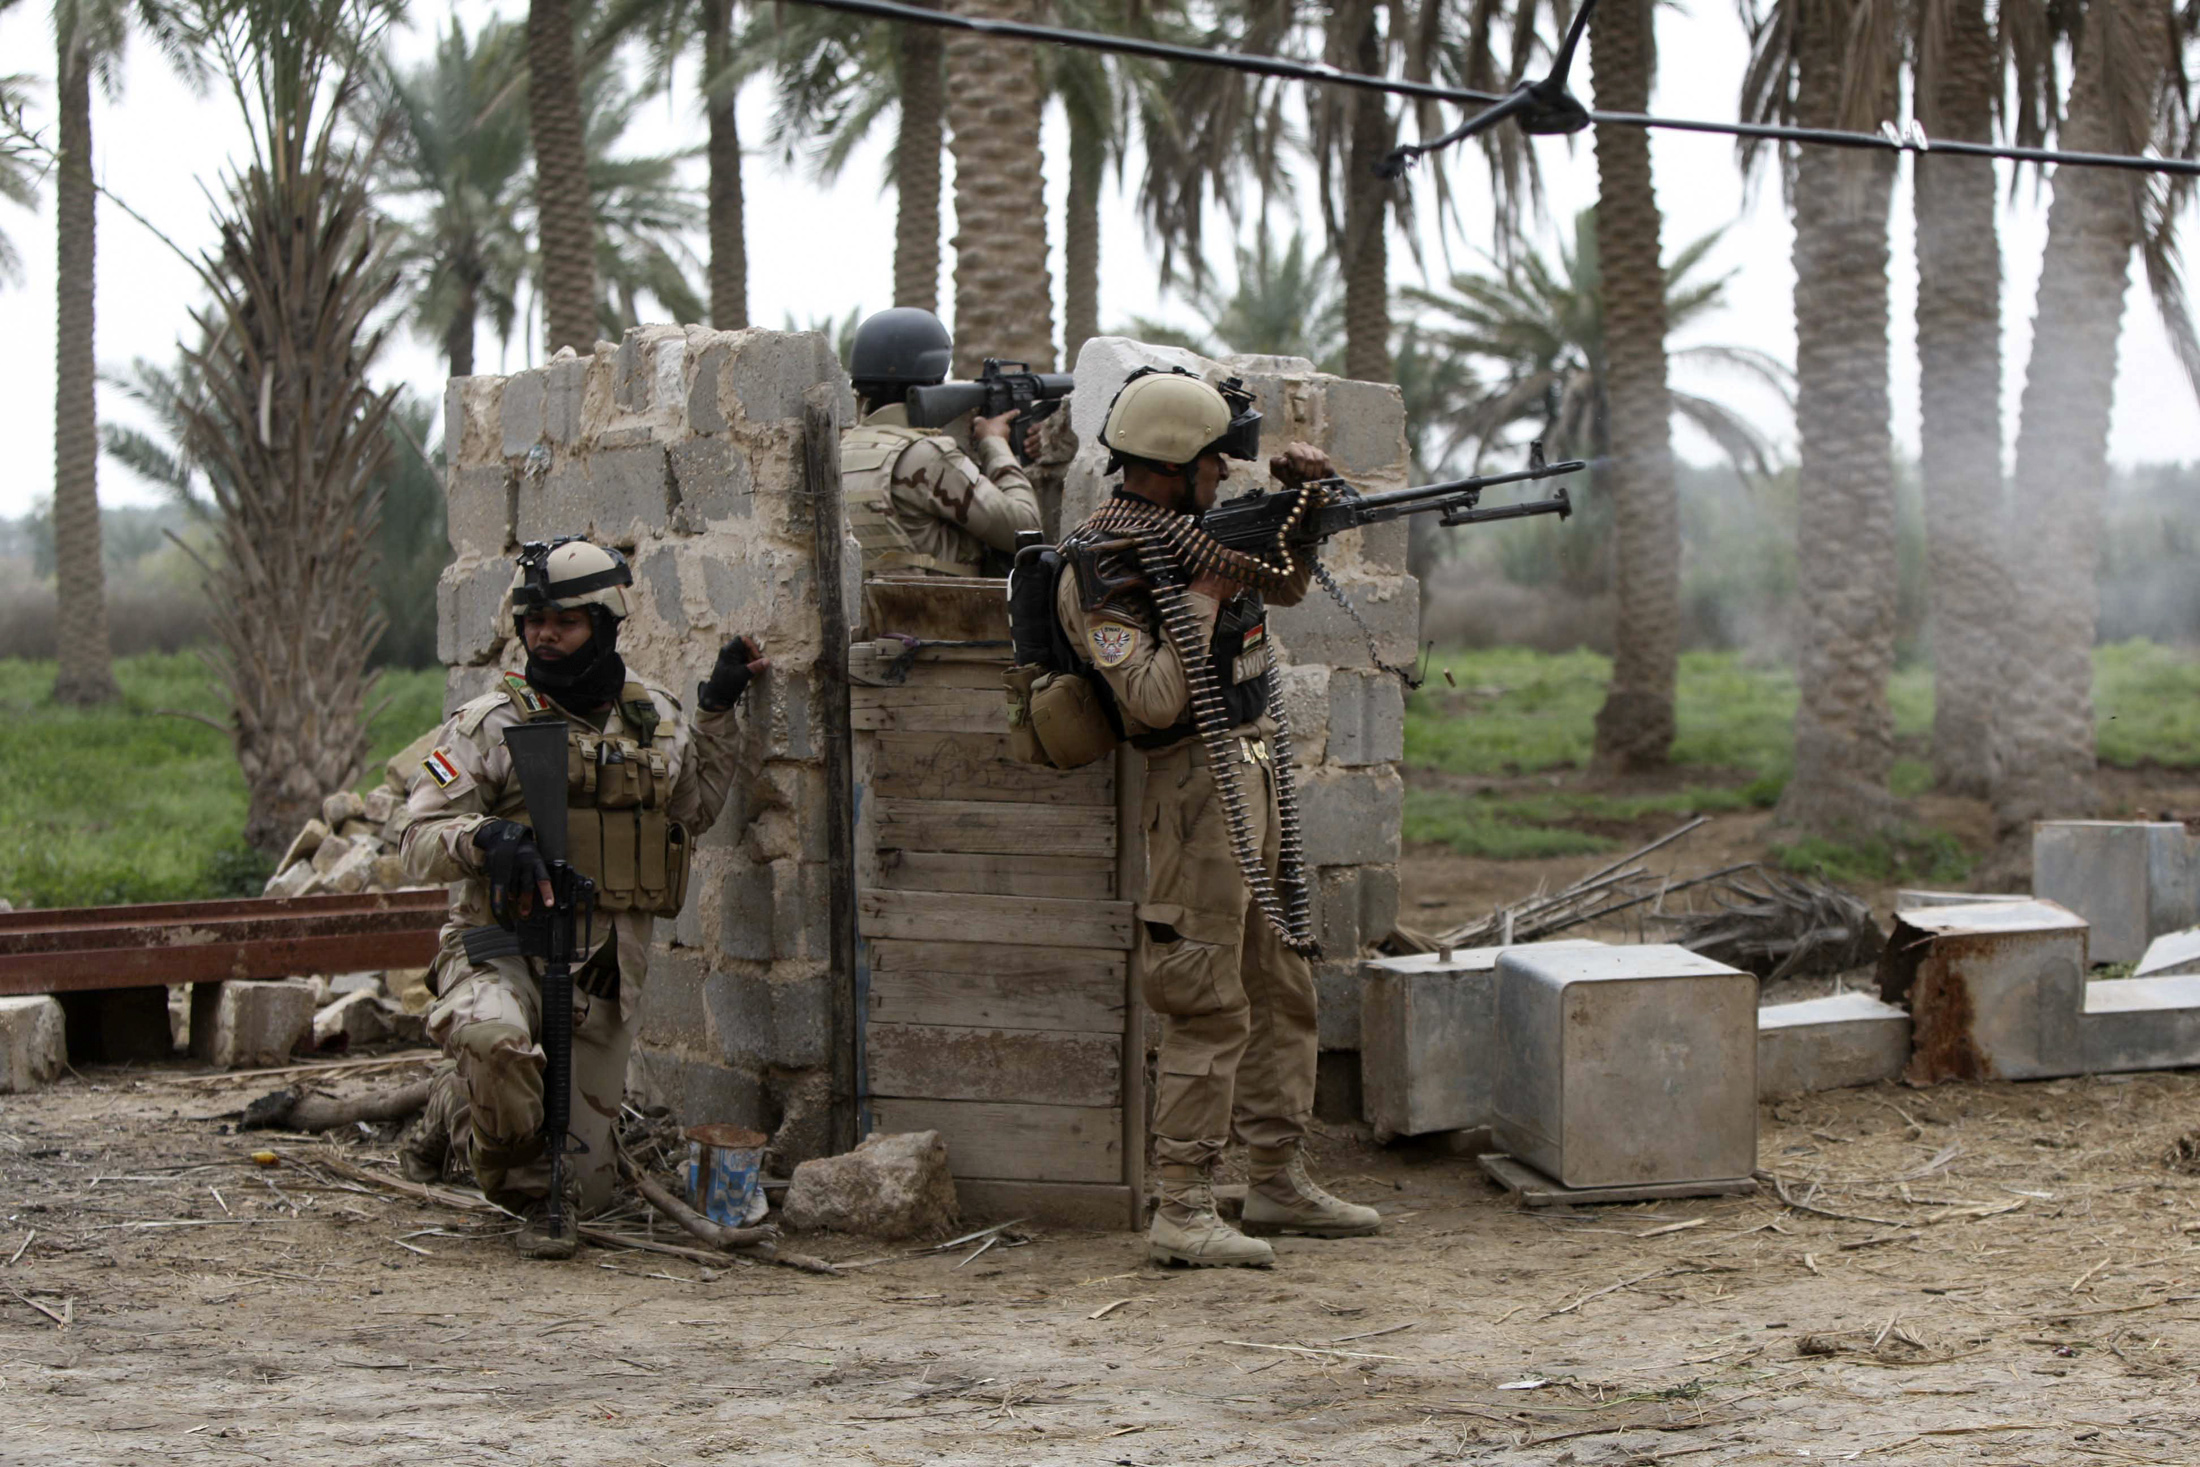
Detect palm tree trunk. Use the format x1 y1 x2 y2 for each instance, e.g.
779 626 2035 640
1064 107 1101 367
702 0 747 329
1773 0 1900 837
1990 1 2150 845
1338 4 1392 384
52 38 117 707
943 0 1054 373
527 0 598 354
1587 0 1677 772
446 270 479 379
894 0 944 313
1914 0 2003 797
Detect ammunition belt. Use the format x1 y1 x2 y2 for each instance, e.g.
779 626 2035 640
1079 495 1315 599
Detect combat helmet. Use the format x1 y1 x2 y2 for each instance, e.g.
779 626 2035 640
1098 366 1262 471
850 308 955 392
510 537 633 637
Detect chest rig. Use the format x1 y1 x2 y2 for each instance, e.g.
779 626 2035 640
841 423 978 576
494 673 691 918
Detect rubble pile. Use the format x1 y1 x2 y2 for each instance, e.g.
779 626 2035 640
261 769 427 900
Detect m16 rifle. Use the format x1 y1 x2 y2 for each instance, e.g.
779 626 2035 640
460 721 597 1249
1198 441 1583 559
906 357 1075 464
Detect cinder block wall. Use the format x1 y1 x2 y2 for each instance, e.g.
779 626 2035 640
1063 338 1412 1076
440 326 856 1163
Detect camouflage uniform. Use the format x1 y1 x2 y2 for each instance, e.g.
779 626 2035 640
393 674 741 1215
841 402 1042 576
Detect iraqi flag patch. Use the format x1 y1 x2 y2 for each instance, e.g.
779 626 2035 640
422 748 464 790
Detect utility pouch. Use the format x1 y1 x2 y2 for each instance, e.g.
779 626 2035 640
1005 665 1118 770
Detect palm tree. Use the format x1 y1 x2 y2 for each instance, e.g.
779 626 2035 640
1129 226 1347 365
1742 0 1903 838
581 56 707 335
0 68 40 285
527 0 596 352
1991 0 2198 849
48 0 198 705
943 0 1054 373
353 18 530 378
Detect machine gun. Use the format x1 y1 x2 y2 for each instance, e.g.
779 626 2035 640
1199 441 1583 558
906 357 1075 464
459 721 597 1248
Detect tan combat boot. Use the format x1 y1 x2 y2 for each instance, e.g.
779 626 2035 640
1148 1165 1275 1268
1242 1147 1382 1238
513 1198 579 1261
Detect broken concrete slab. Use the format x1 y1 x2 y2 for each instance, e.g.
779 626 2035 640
0 995 66 1093
2080 974 2200 1074
2034 820 2200 965
2136 928 2200 979
313 988 392 1050
1879 899 2089 1083
1894 889 2028 909
1494 944 1757 1189
782 1129 960 1239
1757 991 1911 1098
1359 941 1602 1143
191 979 315 1069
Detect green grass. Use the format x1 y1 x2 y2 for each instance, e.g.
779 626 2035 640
0 653 445 908
1771 829 1973 887
2096 639 2200 768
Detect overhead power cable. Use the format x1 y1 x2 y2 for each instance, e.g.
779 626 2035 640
781 0 2200 180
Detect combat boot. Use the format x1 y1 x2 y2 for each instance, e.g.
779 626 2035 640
1242 1146 1382 1238
1148 1165 1274 1268
513 1198 579 1261
396 1066 465 1184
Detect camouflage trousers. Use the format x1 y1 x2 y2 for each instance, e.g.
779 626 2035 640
1135 736 1318 1173
425 951 633 1216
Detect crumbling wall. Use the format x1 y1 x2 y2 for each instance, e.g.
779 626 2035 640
1063 338 1412 1111
439 325 856 1163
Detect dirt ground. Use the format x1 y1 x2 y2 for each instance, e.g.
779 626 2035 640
8 1056 2200 1466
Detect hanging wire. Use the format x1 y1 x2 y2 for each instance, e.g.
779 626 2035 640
778 0 2200 180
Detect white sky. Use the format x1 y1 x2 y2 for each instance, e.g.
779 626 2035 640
0 0 2194 519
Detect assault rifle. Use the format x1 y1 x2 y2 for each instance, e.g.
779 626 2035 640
906 357 1075 464
460 721 597 1248
1200 441 1583 557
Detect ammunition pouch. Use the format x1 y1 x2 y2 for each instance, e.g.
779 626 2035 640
1005 665 1119 770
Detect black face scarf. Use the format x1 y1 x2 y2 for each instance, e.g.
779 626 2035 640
524 611 627 710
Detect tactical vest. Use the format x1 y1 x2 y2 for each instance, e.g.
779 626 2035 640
1130 593 1273 749
840 422 978 576
493 672 692 918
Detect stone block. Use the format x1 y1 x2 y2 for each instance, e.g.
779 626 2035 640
669 435 754 531
277 818 329 874
1321 378 1409 478
614 327 687 418
1756 992 1911 1098
0 996 66 1093
1326 669 1405 766
2034 821 2200 966
445 663 505 717
1270 574 1419 667
717 858 829 963
338 818 378 843
627 1048 767 1134
1315 864 1400 960
443 376 504 470
516 447 670 547
447 465 516 558
770 1066 838 1167
1314 960 1360 1050
783 1129 959 1239
2081 974 2200 1072
1358 942 1602 1141
1274 664 1329 766
313 988 392 1049
1495 943 1757 1188
2136 928 2200 978
435 558 511 666
322 790 366 828
638 948 708 1049
1294 766 1403 868
310 834 356 875
328 972 385 998
1068 336 1217 443
499 369 545 457
389 967 433 1015
1879 900 2089 1082
192 979 315 1069
263 861 319 899
363 787 400 824
542 356 596 446
687 340 733 434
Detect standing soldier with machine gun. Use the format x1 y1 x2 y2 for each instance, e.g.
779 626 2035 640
841 307 1061 577
392 538 767 1258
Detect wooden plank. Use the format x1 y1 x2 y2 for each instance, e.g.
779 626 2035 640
1477 1153 1759 1207
873 799 1115 858
851 687 1002 733
867 1023 1121 1107
875 849 1116 900
859 889 1132 949
849 645 1006 689
870 731 1113 807
1115 743 1148 1218
807 387 860 1153
954 1179 1138 1232
867 1099 1122 1184
866 943 1126 1031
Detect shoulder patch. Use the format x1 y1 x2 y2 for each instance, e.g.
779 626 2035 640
1088 621 1140 669
422 748 465 791
502 671 550 718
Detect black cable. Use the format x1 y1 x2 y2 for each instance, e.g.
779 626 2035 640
783 0 2200 180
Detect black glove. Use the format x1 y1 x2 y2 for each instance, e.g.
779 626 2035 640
473 818 551 909
698 636 761 712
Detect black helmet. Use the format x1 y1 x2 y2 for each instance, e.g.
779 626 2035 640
850 308 954 389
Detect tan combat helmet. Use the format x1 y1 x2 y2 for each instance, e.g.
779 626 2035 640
510 537 633 633
1098 366 1263 469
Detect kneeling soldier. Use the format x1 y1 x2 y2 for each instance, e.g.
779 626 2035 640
1056 369 1381 1267
393 537 765 1258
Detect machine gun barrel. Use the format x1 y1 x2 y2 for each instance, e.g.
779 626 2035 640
1318 454 1586 527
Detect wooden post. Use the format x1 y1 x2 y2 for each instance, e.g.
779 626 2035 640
803 384 859 1155
1116 742 1148 1230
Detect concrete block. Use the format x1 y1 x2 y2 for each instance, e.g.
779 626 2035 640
1069 336 1220 444
1880 899 2089 1082
614 328 686 417
1269 574 1419 667
2080 974 2200 1073
2136 928 2200 978
322 790 366 828
1756 992 1911 1098
435 558 511 666
192 979 315 1069
328 972 385 998
1321 378 1409 478
2034 821 2200 965
638 948 708 1049
687 340 734 434
1295 766 1403 868
0 996 66 1093
1359 942 1602 1142
1495 943 1757 1188
499 369 545 457
363 787 400 824
443 376 503 470
1274 663 1329 766
310 834 356 875
1895 889 2028 909
725 330 841 426
446 465 516 558
718 858 828 963
627 1048 767 1133
516 447 669 547
1326 669 1405 766
669 435 754 531
542 356 596 446
277 817 329 873
1315 864 1399 960
313 988 392 1049
1314 960 1361 1050
263 861 319 899
444 663 505 717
